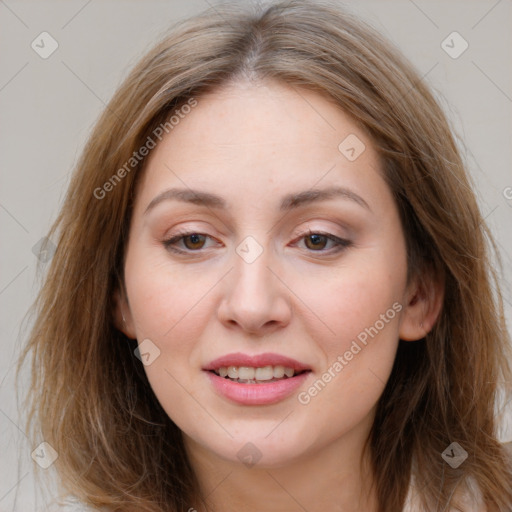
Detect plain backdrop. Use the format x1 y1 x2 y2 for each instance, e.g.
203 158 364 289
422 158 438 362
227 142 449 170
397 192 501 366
1 1 511 510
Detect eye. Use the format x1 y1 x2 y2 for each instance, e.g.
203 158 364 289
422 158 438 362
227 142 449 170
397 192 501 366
163 232 218 254
294 230 352 253
162 229 352 256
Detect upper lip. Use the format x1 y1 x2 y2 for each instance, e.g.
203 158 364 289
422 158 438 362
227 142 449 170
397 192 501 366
203 352 311 372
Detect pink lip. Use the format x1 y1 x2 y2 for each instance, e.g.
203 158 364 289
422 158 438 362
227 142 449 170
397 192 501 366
204 370 310 405
203 352 311 372
202 352 312 405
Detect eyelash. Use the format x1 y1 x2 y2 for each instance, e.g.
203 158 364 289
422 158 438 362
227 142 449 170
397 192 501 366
162 229 352 256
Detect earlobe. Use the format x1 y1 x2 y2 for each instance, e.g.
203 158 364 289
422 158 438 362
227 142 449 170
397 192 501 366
399 273 444 341
113 288 137 339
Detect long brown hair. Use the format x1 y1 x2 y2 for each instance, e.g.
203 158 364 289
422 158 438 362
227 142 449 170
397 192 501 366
17 1 512 510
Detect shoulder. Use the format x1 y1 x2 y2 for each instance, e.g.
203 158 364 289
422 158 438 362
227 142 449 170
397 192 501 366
403 472 486 512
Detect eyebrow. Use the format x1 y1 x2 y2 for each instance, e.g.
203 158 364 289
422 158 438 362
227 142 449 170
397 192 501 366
144 186 371 214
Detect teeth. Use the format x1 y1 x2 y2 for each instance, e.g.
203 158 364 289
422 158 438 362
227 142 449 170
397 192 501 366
238 367 255 380
254 366 274 381
273 365 285 378
215 365 299 381
227 366 238 379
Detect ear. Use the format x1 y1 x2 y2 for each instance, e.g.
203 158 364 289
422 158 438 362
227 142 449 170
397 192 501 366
113 287 137 339
399 270 444 341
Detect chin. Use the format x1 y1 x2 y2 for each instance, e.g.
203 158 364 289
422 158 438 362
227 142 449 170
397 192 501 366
197 428 313 469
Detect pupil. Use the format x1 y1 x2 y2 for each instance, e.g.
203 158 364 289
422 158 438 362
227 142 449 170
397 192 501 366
307 234 326 250
186 234 204 249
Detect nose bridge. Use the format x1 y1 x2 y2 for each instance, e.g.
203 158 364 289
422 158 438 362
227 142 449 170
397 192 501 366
232 234 275 303
217 233 291 333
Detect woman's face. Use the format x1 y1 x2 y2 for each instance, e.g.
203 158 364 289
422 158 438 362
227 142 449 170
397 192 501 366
119 80 423 467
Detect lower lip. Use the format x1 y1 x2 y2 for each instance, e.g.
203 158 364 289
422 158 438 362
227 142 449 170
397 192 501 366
204 370 311 405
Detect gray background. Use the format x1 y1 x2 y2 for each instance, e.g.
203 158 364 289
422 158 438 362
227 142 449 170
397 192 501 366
1 0 511 510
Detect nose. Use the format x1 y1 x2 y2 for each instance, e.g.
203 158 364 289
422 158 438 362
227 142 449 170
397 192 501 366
216 241 292 336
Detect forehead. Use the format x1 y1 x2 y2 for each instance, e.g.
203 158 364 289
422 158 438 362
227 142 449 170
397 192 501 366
160 79 361 153
134 79 389 215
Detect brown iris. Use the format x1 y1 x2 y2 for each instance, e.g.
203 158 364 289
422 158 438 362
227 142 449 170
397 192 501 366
304 233 328 250
182 233 207 250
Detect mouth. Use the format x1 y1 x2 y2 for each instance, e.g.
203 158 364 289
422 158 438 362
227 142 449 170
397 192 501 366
203 353 312 405
208 365 310 384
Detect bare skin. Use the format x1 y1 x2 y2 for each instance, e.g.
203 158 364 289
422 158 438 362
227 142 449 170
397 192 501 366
115 79 442 511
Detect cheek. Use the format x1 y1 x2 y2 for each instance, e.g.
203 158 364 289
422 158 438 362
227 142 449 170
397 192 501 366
123 251 222 431
125 245 219 339
290 248 406 416
294 251 406 355
123 248 226 402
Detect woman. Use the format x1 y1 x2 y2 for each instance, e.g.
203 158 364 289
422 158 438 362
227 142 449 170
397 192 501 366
18 1 512 511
